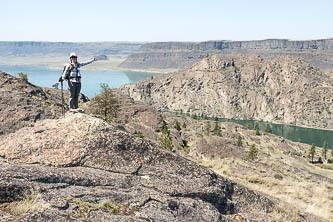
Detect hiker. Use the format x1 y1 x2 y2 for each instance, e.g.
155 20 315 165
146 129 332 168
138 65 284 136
59 52 98 110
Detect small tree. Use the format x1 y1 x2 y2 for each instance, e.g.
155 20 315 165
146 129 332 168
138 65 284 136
255 123 260 135
264 124 272 133
182 121 187 128
307 144 316 163
18 72 28 82
237 135 242 147
136 131 144 138
247 144 258 161
246 123 253 130
174 120 181 131
52 83 59 89
213 122 222 136
191 114 198 120
159 125 173 151
205 121 211 135
88 83 118 122
322 141 328 160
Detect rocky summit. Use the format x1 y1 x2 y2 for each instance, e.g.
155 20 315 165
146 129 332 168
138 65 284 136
0 71 87 135
121 54 333 129
0 112 283 221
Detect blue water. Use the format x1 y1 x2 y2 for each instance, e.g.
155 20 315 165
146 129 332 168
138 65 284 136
0 65 158 99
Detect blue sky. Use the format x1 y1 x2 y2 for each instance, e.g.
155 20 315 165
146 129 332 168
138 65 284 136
1 0 332 42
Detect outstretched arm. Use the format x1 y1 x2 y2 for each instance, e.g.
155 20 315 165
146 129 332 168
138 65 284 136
79 58 97 67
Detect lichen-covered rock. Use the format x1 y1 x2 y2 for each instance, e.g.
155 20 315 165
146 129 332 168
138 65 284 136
0 112 282 221
0 71 88 135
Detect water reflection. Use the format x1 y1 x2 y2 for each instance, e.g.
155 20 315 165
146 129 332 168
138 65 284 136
223 119 333 148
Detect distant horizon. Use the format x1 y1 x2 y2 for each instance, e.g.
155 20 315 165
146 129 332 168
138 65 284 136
1 37 333 44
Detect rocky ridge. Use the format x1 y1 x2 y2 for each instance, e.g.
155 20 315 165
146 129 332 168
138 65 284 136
119 38 333 71
121 54 333 129
0 71 87 135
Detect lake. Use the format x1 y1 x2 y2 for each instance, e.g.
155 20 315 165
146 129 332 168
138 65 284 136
220 119 333 149
0 65 159 99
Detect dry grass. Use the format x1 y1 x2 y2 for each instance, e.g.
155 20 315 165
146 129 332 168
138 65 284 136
187 124 333 221
1 192 49 217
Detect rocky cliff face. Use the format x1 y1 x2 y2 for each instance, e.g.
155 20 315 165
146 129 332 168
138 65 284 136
119 38 333 70
121 54 333 129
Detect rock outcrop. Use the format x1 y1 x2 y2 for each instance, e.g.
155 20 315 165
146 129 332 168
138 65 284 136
119 38 333 70
0 71 88 135
0 112 284 221
121 54 333 129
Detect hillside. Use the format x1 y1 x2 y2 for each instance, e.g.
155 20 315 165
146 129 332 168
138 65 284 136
119 38 333 71
120 54 333 129
106 90 333 221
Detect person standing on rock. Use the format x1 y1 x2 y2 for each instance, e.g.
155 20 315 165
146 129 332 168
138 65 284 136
59 52 98 110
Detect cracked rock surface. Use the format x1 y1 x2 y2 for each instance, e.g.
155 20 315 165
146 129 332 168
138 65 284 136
0 112 280 221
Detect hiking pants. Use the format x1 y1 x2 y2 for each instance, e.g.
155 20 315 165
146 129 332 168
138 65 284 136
68 81 81 109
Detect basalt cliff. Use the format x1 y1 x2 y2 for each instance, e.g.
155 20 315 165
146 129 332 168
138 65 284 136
119 38 333 71
121 54 333 129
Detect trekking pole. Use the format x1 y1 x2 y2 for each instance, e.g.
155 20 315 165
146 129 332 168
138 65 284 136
61 81 65 117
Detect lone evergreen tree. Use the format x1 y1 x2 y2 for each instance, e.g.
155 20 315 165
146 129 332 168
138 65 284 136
18 72 28 82
246 123 253 130
88 83 118 122
255 123 260 135
237 135 242 147
213 122 222 136
247 144 258 161
205 121 211 135
308 144 316 163
264 124 272 133
322 141 328 160
174 120 181 131
159 125 173 151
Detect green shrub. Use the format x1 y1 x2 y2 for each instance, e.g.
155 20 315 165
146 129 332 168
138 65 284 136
159 125 173 151
88 83 119 122
307 144 316 163
247 144 258 161
237 135 242 147
255 123 260 135
174 120 181 131
322 141 328 160
264 124 272 133
52 83 59 89
205 121 211 135
246 123 253 130
18 72 28 82
136 131 144 138
213 122 222 137
273 174 283 180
